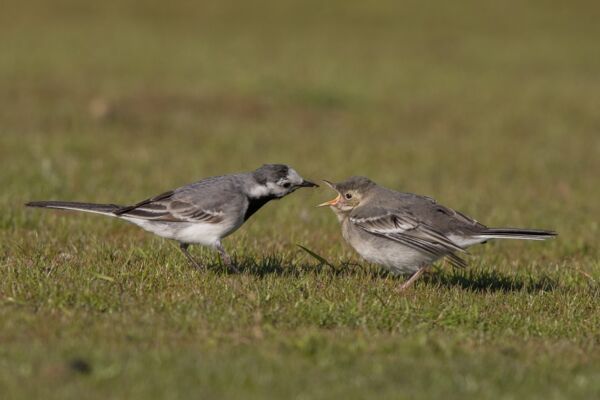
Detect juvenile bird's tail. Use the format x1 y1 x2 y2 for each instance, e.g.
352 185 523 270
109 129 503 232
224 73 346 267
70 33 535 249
475 228 557 241
26 201 121 216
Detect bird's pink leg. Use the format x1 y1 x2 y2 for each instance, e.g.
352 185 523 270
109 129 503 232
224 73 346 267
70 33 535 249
397 264 429 292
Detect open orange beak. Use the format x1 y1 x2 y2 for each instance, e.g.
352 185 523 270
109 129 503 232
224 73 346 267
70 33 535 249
317 193 341 207
317 180 341 207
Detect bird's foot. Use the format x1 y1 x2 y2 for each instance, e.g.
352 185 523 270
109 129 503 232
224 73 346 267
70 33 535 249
222 256 240 274
216 242 239 273
179 243 206 271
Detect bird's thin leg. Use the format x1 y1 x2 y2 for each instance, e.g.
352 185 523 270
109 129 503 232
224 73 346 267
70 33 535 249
215 241 239 273
179 243 205 271
397 264 429 292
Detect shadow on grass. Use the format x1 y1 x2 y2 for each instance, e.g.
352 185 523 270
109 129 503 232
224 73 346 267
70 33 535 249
225 255 559 294
169 242 561 293
215 253 390 280
423 268 559 293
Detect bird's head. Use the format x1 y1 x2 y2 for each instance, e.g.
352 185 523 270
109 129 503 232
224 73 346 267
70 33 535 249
250 164 318 199
317 176 375 214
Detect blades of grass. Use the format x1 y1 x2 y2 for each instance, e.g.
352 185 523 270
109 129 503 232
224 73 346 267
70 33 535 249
296 244 338 272
92 273 115 283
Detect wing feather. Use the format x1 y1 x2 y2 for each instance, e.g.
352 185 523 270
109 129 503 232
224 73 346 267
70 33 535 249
350 209 467 268
116 195 225 224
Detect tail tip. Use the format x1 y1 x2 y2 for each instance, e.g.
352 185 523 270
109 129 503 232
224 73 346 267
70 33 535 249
484 228 559 240
533 229 558 237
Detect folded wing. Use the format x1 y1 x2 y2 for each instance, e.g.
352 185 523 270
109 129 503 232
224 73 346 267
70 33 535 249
115 191 225 224
350 208 467 268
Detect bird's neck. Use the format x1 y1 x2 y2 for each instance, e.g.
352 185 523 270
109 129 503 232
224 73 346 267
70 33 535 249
332 208 349 223
243 180 281 221
245 183 272 199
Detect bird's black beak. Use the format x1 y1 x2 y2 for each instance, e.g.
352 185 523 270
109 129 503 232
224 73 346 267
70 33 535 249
298 180 318 188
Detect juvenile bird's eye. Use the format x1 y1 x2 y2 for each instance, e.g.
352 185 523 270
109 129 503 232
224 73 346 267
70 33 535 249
282 182 291 189
345 193 353 199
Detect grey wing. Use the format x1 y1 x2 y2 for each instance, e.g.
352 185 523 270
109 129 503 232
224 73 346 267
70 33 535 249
405 194 487 235
114 176 244 224
350 207 468 268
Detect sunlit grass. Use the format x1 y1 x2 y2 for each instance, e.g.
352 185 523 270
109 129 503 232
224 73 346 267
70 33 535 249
1 0 599 398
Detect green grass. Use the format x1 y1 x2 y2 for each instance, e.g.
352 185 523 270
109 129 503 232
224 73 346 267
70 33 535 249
1 0 599 398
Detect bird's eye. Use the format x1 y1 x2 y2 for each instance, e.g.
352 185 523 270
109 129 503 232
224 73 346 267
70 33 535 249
282 182 291 189
345 193 353 199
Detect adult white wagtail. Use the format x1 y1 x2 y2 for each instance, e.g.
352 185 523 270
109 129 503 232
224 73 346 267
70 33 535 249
27 164 317 272
318 177 556 290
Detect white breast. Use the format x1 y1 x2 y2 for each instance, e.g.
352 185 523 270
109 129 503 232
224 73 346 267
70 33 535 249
175 222 239 245
343 220 435 275
352 239 434 275
123 217 243 247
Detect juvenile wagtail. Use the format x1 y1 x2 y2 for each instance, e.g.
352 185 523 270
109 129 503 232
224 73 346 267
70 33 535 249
318 176 556 290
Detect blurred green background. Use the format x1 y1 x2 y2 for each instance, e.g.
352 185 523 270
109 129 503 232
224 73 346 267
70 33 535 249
1 1 599 399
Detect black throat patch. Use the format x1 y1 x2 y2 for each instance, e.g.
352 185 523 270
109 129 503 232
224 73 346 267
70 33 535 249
244 195 279 221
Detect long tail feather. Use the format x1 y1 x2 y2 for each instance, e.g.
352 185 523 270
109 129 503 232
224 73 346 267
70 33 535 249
476 228 557 241
26 201 121 216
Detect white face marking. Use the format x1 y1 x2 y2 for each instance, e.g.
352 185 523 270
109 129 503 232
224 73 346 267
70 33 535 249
286 168 304 186
248 168 307 199
264 181 288 197
247 184 272 198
